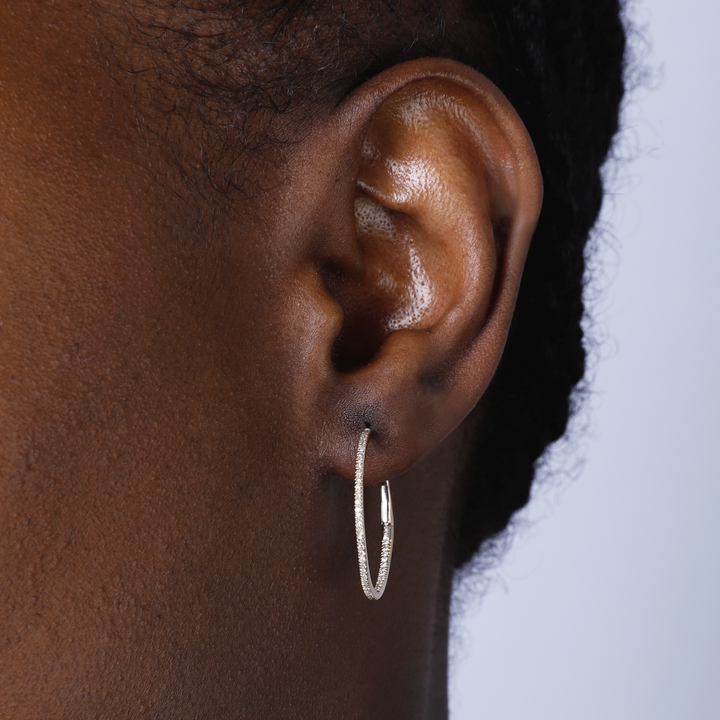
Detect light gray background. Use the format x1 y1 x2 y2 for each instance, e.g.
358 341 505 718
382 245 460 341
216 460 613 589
449 0 720 718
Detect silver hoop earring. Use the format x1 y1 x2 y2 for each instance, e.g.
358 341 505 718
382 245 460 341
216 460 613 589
354 427 394 600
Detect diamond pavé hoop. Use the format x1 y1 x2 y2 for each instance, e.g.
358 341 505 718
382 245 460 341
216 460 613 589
354 428 394 600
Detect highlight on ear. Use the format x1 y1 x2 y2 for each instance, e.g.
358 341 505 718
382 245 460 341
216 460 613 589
327 77 522 374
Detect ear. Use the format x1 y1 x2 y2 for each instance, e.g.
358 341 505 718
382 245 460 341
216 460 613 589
278 58 542 483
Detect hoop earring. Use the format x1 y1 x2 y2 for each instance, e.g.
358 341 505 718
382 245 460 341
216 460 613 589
354 427 394 600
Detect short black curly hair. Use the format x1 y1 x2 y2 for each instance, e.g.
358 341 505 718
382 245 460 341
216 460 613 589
452 0 627 566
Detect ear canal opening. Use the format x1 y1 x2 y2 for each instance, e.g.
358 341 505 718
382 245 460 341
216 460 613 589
330 323 385 373
323 261 390 373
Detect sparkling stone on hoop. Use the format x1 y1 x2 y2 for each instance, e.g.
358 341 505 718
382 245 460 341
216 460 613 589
354 428 394 601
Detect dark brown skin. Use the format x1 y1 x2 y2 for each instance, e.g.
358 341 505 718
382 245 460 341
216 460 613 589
0 2 542 717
